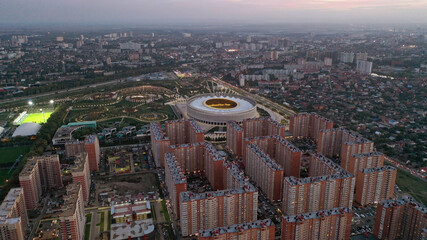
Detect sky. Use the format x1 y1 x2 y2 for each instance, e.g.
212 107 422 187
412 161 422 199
1 0 427 26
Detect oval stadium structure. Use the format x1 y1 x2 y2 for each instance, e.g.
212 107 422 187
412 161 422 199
187 93 258 126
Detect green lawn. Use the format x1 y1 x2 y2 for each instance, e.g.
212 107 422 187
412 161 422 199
0 169 13 187
0 146 31 186
97 212 105 232
0 146 31 164
22 112 53 124
151 204 157 220
84 223 91 240
84 214 92 240
107 211 111 231
395 168 427 206
161 200 171 224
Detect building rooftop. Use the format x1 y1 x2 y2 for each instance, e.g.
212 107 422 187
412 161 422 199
180 185 256 202
84 134 98 144
70 152 88 173
60 183 81 217
12 122 41 137
228 121 243 131
223 161 256 191
380 196 427 214
285 153 353 186
247 143 283 171
19 157 38 177
203 142 226 162
150 122 168 141
283 207 351 223
52 125 83 144
165 153 187 184
360 165 395 174
110 219 154 240
294 112 333 123
199 219 273 237
275 135 301 152
111 199 151 218
352 152 384 158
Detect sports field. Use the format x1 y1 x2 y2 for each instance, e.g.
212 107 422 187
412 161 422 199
21 112 53 124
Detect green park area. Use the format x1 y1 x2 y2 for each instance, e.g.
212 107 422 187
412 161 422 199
395 168 427 206
0 146 31 185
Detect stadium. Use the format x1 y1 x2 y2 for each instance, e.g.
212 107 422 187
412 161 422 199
186 93 258 126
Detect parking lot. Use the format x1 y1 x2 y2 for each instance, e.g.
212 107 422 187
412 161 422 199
351 205 377 235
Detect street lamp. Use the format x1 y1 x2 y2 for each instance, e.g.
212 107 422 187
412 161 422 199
50 100 54 104
28 101 33 106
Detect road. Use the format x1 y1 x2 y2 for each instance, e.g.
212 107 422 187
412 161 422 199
27 197 49 240
384 156 427 183
0 78 125 104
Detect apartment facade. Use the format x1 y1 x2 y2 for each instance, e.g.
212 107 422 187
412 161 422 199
0 188 28 240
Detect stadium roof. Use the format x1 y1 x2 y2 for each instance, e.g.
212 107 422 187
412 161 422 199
12 122 41 137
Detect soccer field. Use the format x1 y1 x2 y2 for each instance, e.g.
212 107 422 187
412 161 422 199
21 112 53 124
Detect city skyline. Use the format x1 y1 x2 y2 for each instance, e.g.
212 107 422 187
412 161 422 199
1 0 427 26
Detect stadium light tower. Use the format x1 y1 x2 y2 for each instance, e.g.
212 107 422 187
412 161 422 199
40 108 45 122
50 99 55 110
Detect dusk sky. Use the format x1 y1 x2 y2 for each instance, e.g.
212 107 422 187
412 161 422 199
1 0 427 25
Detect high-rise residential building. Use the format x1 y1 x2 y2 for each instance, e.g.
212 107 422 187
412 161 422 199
165 119 204 145
33 155 63 190
59 183 85 240
274 136 302 178
245 144 283 201
226 121 243 157
19 154 63 210
317 128 373 164
340 52 354 63
355 166 396 206
169 142 224 190
150 122 170 167
70 153 91 204
170 143 204 172
289 113 334 140
198 219 275 240
346 152 385 176
164 153 187 219
203 142 225 190
373 197 427 240
151 119 204 167
242 135 301 178
356 60 373 75
281 207 352 240
242 136 275 165
324 57 333 66
11 35 28 46
65 135 100 171
84 135 100 171
282 153 355 216
179 186 258 237
0 188 28 240
179 162 258 237
356 52 368 61
19 158 41 210
243 117 286 139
